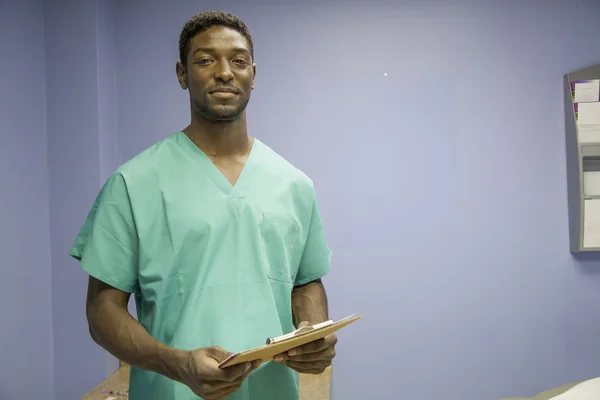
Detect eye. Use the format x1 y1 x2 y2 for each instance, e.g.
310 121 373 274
195 59 213 65
233 59 249 65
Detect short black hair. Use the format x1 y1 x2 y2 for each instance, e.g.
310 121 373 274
179 10 254 68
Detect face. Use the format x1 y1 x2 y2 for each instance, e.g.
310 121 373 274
176 26 256 122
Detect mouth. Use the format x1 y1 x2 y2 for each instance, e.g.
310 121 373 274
210 87 240 94
210 88 240 99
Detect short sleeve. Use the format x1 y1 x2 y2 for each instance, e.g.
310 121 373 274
294 191 332 287
69 172 139 293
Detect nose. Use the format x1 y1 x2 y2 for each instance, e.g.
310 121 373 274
214 60 234 82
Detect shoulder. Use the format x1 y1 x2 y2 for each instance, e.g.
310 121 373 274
99 133 183 200
116 133 180 182
256 139 316 195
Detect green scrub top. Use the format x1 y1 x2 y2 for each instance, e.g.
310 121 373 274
70 131 332 400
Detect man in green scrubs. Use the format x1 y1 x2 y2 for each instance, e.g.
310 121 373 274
70 10 336 400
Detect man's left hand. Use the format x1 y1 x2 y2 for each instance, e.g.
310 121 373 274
273 322 337 374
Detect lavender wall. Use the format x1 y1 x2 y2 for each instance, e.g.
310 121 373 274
2 0 600 399
0 1 126 398
43 0 104 397
0 1 54 399
44 0 119 397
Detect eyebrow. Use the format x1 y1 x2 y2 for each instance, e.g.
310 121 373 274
192 47 250 55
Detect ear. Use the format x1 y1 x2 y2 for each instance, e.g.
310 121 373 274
176 61 187 90
251 63 257 89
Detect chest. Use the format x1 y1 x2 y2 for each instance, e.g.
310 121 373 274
209 154 248 186
131 169 308 268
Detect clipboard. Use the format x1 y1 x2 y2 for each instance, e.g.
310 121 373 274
218 314 361 368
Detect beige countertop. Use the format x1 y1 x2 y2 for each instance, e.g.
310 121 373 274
82 364 331 400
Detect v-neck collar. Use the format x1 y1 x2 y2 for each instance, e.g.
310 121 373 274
177 131 261 196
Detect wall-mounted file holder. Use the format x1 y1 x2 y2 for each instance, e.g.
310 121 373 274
565 64 600 253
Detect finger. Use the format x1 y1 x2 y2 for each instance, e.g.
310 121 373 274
287 339 327 356
207 346 232 360
201 373 248 392
227 362 256 381
203 346 244 379
220 359 263 383
286 347 335 363
293 367 325 375
297 321 311 328
284 360 329 373
212 367 247 384
200 368 254 398
275 346 329 363
289 334 337 356
213 361 253 382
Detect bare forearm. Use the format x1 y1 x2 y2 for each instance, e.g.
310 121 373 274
291 279 329 325
87 299 187 382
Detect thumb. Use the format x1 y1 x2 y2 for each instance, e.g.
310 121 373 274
207 346 233 362
221 362 254 382
297 321 311 328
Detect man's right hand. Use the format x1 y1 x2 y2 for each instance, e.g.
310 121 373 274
85 277 260 398
178 346 261 399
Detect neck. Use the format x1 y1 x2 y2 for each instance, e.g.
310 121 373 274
183 111 251 157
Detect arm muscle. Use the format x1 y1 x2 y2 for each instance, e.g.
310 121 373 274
85 276 186 382
291 279 329 326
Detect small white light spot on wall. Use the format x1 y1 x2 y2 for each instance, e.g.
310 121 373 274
384 73 388 76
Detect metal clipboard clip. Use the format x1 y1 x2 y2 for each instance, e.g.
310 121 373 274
266 319 334 345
